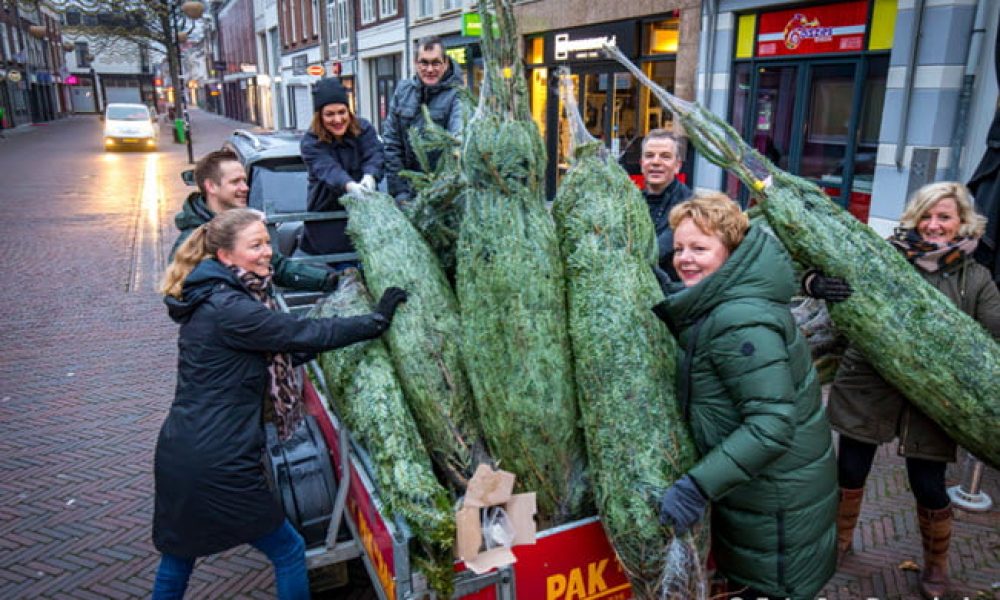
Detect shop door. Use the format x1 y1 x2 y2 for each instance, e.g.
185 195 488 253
743 61 865 211
798 62 860 207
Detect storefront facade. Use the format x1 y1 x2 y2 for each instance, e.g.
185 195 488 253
514 1 699 197
698 0 997 234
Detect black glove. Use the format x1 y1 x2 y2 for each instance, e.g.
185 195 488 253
658 475 708 535
321 272 339 292
802 269 853 303
375 287 408 322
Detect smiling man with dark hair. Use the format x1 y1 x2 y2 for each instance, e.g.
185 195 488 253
641 129 692 280
170 150 337 292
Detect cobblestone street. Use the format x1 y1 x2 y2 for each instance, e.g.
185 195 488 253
0 111 996 599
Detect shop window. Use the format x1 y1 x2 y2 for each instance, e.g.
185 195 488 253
526 36 544 65
727 63 752 201
642 19 679 56
528 67 547 139
639 61 675 133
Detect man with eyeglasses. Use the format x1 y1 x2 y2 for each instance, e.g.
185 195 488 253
382 35 465 205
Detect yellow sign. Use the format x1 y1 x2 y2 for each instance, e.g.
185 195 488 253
8 70 22 83
546 559 630 600
354 502 395 598
445 47 467 64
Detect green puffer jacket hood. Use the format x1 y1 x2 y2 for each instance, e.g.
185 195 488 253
660 226 837 599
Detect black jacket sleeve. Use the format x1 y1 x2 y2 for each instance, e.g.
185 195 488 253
213 291 387 354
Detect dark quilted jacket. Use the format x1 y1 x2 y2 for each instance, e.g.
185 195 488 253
381 57 464 201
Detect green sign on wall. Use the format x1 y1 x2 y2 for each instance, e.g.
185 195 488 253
460 12 499 37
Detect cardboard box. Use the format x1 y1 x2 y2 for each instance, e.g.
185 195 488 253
455 464 537 574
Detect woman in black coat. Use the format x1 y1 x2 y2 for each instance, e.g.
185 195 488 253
298 78 384 262
153 208 406 599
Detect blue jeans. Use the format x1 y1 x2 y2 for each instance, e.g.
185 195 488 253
152 519 309 600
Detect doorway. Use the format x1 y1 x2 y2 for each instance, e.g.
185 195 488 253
732 56 887 219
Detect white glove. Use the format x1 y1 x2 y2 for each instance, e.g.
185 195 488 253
345 181 362 195
360 174 377 193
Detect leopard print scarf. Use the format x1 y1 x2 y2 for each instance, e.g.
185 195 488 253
889 228 979 273
229 265 304 441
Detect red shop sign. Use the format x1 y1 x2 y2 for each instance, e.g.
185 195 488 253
757 0 869 57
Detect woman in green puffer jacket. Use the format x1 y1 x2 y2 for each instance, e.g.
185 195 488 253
651 192 837 599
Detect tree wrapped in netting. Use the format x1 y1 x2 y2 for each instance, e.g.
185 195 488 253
340 190 490 490
399 94 477 283
552 69 707 599
604 43 1000 469
455 0 589 526
309 273 454 595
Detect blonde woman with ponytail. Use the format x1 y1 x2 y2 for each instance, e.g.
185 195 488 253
152 208 408 600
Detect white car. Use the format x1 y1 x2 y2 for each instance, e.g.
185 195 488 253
103 103 159 151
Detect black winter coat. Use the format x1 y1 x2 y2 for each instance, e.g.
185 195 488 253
300 119 384 257
382 57 465 201
643 179 692 281
153 259 387 558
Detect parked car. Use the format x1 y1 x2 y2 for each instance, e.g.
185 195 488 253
103 103 158 151
223 129 310 258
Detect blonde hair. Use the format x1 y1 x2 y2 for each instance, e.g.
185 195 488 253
899 181 986 239
668 192 749 252
310 108 362 143
161 208 266 299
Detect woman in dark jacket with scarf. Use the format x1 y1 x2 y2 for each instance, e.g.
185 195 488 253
299 78 384 262
809 181 1000 599
153 208 406 599
652 193 837 600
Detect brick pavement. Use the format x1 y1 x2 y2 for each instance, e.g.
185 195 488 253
0 110 997 600
0 111 281 599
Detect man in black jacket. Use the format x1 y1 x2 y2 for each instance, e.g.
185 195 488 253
382 36 464 204
641 129 692 280
170 150 337 291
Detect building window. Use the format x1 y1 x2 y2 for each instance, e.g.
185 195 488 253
361 0 375 24
642 18 679 55
328 0 351 55
337 0 350 54
417 0 432 18
75 41 90 67
442 0 461 10
290 0 298 41
379 0 397 18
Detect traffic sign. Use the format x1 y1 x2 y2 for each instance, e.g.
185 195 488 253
306 64 324 76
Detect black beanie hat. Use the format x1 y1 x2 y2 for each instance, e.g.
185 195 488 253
312 78 349 112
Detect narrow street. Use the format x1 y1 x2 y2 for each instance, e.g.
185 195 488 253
0 112 287 598
0 112 996 599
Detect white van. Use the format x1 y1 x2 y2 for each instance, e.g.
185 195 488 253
103 103 159 151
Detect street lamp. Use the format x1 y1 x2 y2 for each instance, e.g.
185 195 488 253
168 0 205 164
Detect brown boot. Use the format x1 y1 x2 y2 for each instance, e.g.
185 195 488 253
836 487 864 563
917 504 953 599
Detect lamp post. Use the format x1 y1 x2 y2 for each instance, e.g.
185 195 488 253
167 0 204 164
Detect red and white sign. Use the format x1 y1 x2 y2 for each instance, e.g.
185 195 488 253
306 64 325 77
757 0 868 57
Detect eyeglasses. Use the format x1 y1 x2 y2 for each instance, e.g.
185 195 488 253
417 59 445 69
